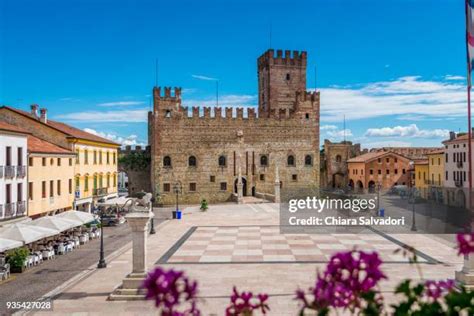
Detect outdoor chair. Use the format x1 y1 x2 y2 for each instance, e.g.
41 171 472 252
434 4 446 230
57 243 66 255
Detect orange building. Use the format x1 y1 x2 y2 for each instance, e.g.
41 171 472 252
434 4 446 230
347 151 411 191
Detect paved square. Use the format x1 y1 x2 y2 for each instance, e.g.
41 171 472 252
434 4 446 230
158 225 436 264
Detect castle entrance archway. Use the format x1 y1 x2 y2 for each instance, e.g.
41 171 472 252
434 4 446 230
234 177 248 196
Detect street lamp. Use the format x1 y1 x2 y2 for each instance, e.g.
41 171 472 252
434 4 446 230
97 206 107 269
172 181 182 219
410 188 418 232
149 197 156 234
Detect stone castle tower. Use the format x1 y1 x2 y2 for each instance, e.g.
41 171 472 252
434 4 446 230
149 49 320 205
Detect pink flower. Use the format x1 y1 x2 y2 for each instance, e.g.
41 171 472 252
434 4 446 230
424 280 455 300
226 287 270 315
456 233 474 256
143 267 200 316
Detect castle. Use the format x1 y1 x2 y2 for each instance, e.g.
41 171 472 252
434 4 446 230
148 49 321 204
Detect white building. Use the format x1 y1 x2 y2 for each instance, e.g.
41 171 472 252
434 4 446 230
0 122 28 224
442 131 472 207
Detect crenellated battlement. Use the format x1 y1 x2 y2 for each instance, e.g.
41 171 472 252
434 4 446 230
296 90 320 102
258 49 307 67
153 86 182 100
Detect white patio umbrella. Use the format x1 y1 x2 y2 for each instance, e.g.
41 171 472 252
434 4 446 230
0 223 59 244
0 237 23 252
27 216 82 232
56 210 95 225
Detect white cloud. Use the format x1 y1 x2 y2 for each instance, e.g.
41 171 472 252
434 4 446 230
192 74 218 81
83 128 146 147
54 109 149 123
98 101 145 107
319 76 467 122
326 129 353 138
361 140 413 149
364 124 449 139
445 75 465 81
320 124 338 130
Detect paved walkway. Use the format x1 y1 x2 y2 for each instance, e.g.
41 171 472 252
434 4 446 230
26 203 462 316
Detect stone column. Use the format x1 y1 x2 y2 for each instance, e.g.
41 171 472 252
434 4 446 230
237 166 244 204
274 166 281 203
109 207 153 300
456 255 474 290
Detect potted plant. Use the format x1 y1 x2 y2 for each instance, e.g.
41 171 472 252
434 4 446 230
7 247 30 273
200 199 208 212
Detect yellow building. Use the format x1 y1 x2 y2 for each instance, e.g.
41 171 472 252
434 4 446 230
427 149 444 187
73 141 119 212
0 105 120 213
27 136 76 218
414 159 429 198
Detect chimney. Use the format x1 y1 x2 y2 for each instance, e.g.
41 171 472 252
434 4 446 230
39 108 47 123
30 104 39 118
449 131 456 140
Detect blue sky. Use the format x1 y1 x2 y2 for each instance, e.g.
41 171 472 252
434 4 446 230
0 0 469 148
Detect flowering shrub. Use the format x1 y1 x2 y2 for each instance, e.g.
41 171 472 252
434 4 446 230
225 287 270 316
295 250 386 315
143 267 200 316
456 232 474 256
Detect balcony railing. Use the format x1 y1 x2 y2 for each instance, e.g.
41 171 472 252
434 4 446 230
4 203 16 218
4 166 15 179
93 187 108 196
16 201 26 216
0 166 3 179
16 165 26 178
455 180 464 188
457 161 464 168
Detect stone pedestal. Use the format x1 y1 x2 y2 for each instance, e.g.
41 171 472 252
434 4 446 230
237 166 244 204
109 208 153 301
455 254 474 290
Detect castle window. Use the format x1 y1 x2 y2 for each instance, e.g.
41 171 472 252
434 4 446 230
163 183 171 192
210 175 215 182
292 174 298 181
305 113 309 119
165 110 171 118
335 155 342 163
220 182 227 191
260 174 265 181
260 155 268 166
218 155 226 167
163 156 172 167
188 155 197 167
305 155 312 166
287 155 295 166
370 169 373 175
189 183 197 192
286 73 290 81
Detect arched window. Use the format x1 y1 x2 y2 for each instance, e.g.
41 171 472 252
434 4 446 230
188 155 197 167
336 155 342 163
260 155 268 166
305 155 312 166
287 155 295 166
163 156 172 167
218 155 226 167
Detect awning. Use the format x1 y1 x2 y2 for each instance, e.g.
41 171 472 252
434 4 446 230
56 210 96 225
0 223 59 244
26 216 82 232
0 237 23 252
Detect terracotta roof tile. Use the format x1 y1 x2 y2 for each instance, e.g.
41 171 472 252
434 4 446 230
1 106 120 146
0 121 30 134
28 135 75 155
347 151 409 163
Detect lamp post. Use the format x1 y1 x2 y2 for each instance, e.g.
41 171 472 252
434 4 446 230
149 197 156 234
97 206 107 269
172 181 182 219
411 188 417 232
